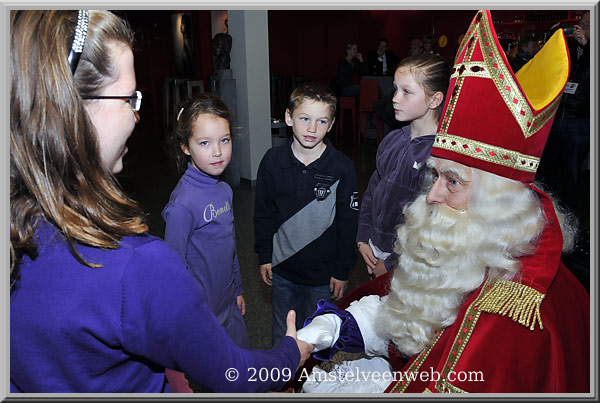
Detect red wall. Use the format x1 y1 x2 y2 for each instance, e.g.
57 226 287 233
111 9 578 163
267 10 476 84
122 10 214 161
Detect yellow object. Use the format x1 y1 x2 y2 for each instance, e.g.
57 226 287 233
516 30 570 111
438 34 448 48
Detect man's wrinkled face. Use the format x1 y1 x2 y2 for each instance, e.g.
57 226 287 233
425 157 473 211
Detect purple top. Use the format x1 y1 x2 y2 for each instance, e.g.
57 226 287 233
10 219 299 392
356 126 434 269
162 164 243 324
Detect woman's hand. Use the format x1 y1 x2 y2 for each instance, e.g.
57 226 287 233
285 310 313 368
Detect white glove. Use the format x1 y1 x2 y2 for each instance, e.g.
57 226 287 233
296 314 341 353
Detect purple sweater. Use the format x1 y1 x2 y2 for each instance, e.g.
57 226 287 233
356 126 434 269
162 164 243 323
10 219 299 393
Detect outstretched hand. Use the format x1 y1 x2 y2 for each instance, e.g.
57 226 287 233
284 310 313 368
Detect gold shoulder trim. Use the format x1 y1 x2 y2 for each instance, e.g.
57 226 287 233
431 278 544 393
477 278 545 331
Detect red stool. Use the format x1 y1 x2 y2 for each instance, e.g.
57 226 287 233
336 96 356 143
358 79 382 145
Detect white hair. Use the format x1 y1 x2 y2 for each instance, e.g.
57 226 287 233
375 158 576 357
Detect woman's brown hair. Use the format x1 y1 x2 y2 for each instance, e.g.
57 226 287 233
10 10 148 280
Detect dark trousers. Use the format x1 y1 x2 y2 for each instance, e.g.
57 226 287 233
271 273 332 348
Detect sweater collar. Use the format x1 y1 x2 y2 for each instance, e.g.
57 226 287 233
282 136 333 170
183 162 220 187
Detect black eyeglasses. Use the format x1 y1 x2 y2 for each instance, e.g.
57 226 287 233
82 90 142 112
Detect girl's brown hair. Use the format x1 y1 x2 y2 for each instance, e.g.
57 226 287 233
396 53 451 120
167 93 233 173
10 10 147 279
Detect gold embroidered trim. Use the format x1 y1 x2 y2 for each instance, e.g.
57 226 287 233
434 133 540 173
436 379 468 393
440 13 480 136
477 278 545 331
389 330 445 393
479 12 559 139
433 278 545 393
450 62 491 80
455 12 481 65
423 388 433 393
395 277 546 394
444 11 560 140
434 281 489 393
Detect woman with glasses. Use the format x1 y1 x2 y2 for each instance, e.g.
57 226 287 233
10 10 311 393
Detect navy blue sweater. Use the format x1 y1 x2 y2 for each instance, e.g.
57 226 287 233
254 138 358 286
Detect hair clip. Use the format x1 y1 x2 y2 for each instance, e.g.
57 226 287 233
68 10 90 74
176 107 185 121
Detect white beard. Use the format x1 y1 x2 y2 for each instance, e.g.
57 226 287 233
375 195 488 357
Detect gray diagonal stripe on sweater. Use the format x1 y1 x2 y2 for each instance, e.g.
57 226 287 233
272 180 339 267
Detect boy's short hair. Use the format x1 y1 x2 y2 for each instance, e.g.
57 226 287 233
287 81 337 119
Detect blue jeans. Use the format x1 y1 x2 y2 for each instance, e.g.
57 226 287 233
271 273 332 348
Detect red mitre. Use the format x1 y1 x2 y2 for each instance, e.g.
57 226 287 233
431 10 570 183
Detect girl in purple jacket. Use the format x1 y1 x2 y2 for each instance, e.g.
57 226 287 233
356 54 451 277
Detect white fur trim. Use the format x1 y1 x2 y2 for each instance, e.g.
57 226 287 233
346 295 390 357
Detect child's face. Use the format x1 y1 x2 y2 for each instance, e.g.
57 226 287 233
392 67 431 122
285 100 334 150
182 114 232 177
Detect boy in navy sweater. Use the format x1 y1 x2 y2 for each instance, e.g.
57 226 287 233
254 82 359 347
